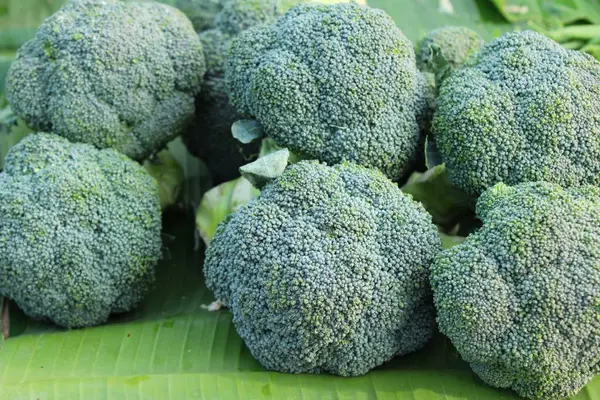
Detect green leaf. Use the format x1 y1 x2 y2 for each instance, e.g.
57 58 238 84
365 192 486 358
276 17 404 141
402 165 475 230
195 177 259 245
370 0 512 42
231 119 263 145
143 149 185 210
0 0 67 51
239 148 289 189
425 137 444 170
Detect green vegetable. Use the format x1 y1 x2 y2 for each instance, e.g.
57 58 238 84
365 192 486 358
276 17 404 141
6 0 205 161
431 181 600 400
433 30 600 196
205 160 441 376
226 3 428 180
0 133 162 328
0 100 32 168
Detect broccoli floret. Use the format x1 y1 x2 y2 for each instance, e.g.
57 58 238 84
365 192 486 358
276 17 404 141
432 31 600 196
225 3 426 180
416 26 484 81
0 133 162 328
204 160 441 376
6 0 205 161
430 181 600 400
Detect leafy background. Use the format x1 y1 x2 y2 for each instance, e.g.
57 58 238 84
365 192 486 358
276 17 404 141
0 0 599 399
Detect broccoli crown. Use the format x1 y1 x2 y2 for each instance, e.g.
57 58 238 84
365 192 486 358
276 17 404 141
6 0 205 161
416 26 484 74
204 161 441 376
0 133 162 328
430 181 600 400
225 3 426 180
432 31 600 196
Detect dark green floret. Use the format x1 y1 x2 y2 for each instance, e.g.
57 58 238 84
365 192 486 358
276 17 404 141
431 181 600 400
432 30 600 196
0 133 163 328
204 161 441 376
6 0 206 161
183 0 281 184
225 3 427 180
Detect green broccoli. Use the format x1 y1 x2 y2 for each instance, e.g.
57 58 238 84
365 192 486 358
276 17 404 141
225 3 427 180
430 181 600 400
416 26 484 86
183 0 361 184
432 31 600 196
0 133 162 328
6 0 206 161
204 160 441 376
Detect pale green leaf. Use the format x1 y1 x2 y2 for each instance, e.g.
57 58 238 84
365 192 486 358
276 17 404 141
239 148 289 189
195 177 259 245
231 119 263 145
143 149 185 210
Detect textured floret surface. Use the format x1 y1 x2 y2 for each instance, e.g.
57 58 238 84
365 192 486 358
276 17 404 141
6 0 205 160
0 133 163 328
433 31 600 196
226 3 426 180
431 181 600 400
205 161 441 376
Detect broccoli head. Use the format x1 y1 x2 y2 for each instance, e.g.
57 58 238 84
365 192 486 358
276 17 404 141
225 3 427 180
0 133 162 328
430 181 600 400
184 0 362 184
416 26 484 79
204 160 441 376
432 31 600 196
6 0 206 161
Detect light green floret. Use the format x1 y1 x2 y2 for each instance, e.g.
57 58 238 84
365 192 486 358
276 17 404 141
416 26 484 78
432 31 600 196
225 3 427 180
431 181 600 400
204 161 441 376
0 133 162 328
6 0 205 161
